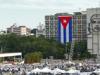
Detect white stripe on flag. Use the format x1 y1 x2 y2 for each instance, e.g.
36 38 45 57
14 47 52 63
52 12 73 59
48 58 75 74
66 23 69 42
61 24 64 43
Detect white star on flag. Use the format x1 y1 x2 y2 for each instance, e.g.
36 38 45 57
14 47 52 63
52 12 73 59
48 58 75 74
63 19 67 23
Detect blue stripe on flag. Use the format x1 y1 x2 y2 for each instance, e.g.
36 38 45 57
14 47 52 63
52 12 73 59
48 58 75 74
64 29 66 44
58 18 61 42
69 19 72 42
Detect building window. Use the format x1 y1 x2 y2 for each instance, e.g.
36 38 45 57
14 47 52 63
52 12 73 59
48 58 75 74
73 16 76 19
82 15 86 19
78 15 81 19
55 17 58 20
78 20 81 24
50 21 53 24
45 21 49 25
50 16 54 20
45 16 49 20
73 20 76 24
82 20 87 24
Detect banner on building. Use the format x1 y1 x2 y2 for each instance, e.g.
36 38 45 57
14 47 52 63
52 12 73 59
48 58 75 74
58 16 72 44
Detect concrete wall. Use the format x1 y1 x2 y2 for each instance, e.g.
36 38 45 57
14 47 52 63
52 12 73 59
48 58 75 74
87 8 100 55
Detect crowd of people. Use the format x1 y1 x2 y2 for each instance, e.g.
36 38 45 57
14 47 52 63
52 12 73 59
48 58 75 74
0 60 99 75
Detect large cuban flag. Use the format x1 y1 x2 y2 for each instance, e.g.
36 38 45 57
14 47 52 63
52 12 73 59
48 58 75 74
58 16 72 44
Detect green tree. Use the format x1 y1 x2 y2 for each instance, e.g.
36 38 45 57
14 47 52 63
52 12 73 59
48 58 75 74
0 34 66 59
24 52 43 64
73 40 91 60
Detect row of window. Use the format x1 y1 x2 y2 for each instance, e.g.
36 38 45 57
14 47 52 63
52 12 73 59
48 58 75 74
45 16 58 20
45 15 86 20
73 36 86 38
73 20 87 24
45 20 86 25
73 33 86 35
73 15 86 19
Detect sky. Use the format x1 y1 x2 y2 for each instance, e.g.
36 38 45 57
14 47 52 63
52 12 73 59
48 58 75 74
0 0 100 30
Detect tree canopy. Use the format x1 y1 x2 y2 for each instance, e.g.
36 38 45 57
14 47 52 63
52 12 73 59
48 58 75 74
0 33 92 61
0 34 65 59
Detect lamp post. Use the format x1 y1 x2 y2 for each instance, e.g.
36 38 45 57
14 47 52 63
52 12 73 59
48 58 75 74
64 43 68 60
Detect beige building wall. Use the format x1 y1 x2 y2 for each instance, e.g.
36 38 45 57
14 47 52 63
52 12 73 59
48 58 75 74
7 25 31 36
20 26 27 35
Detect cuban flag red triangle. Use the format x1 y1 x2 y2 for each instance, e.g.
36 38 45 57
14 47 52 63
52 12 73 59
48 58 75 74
59 16 71 29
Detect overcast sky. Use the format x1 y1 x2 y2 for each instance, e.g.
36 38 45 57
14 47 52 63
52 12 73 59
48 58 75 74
0 0 100 30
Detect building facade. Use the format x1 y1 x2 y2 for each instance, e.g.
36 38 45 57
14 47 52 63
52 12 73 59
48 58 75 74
87 8 100 57
45 12 87 43
45 13 71 39
72 12 87 42
7 24 31 36
45 15 55 39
